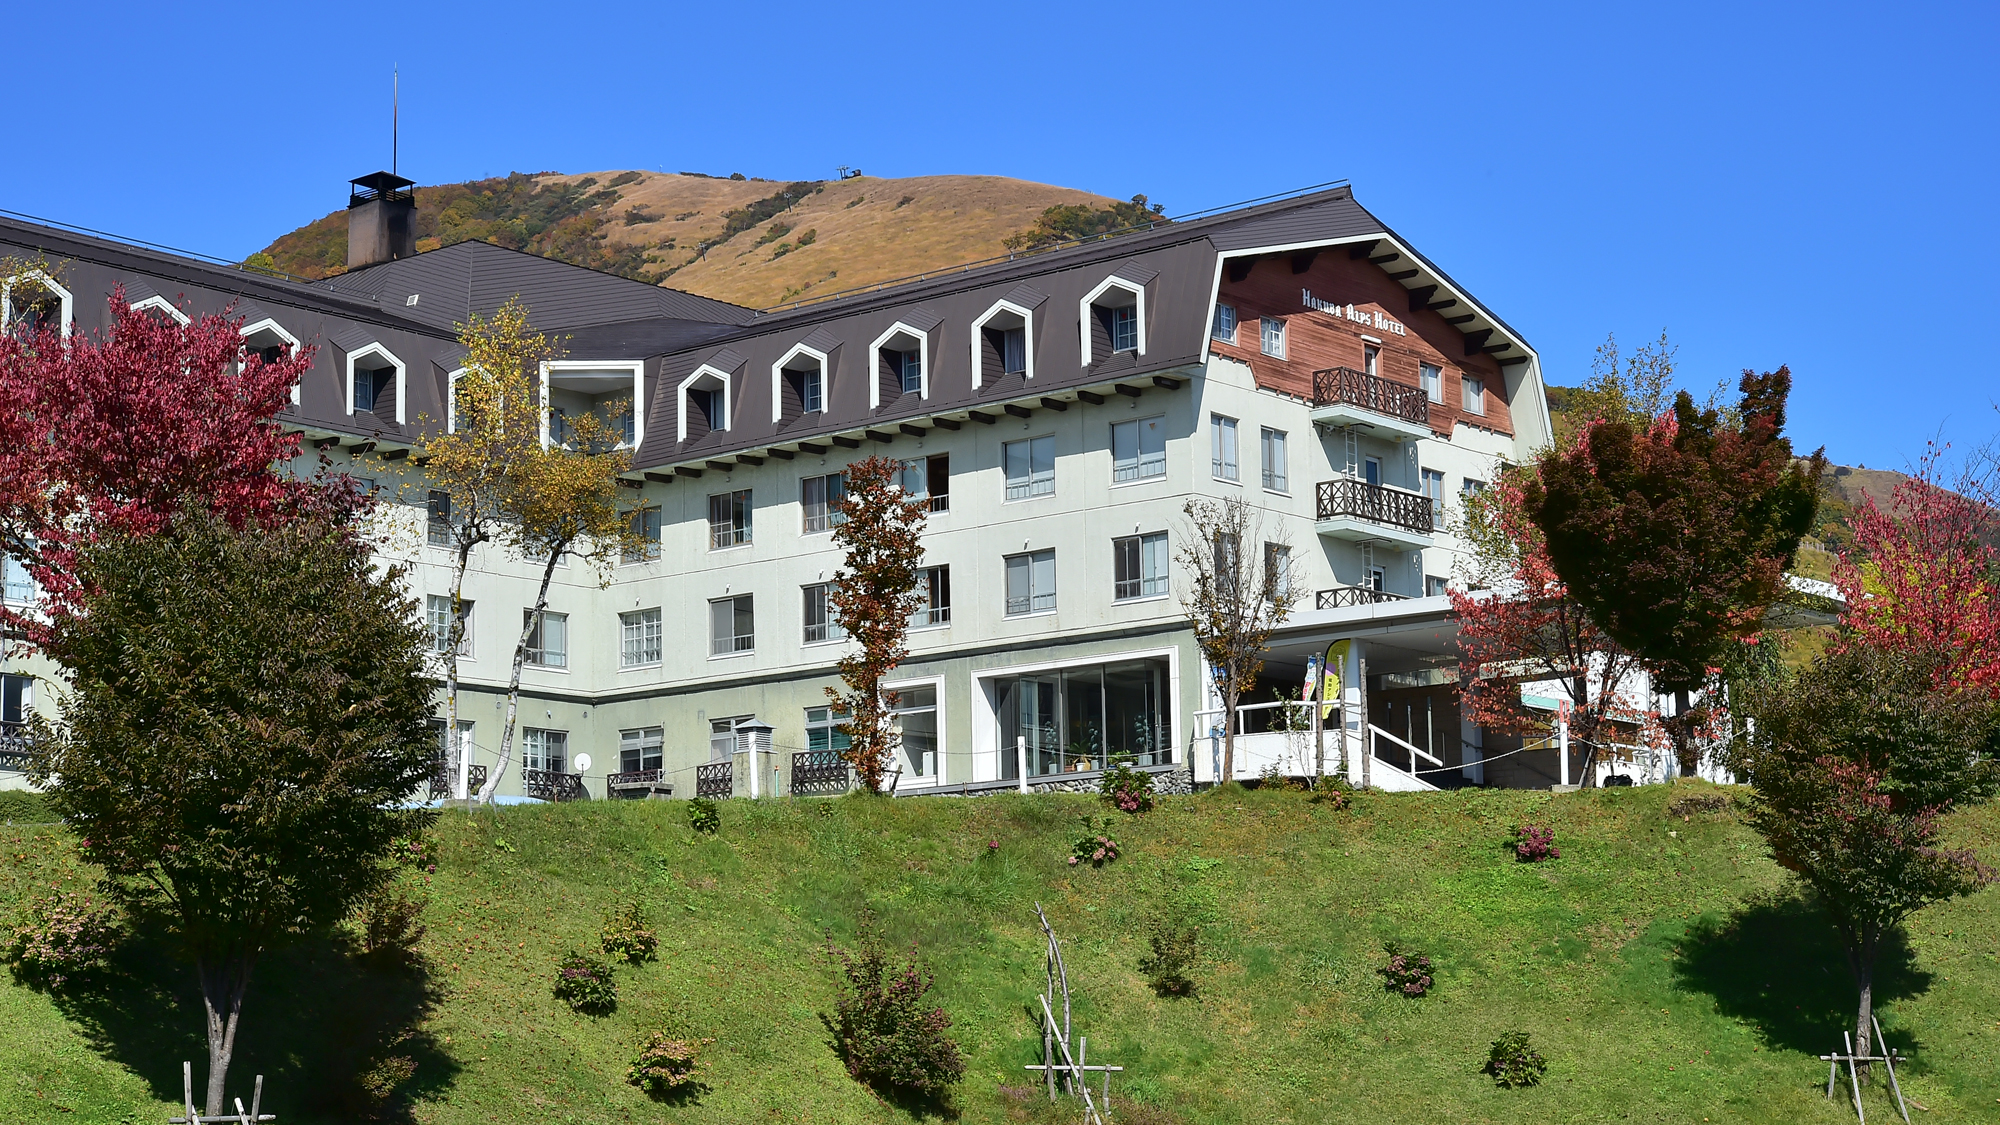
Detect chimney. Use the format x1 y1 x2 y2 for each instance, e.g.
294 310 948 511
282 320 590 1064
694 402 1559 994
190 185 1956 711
346 171 417 270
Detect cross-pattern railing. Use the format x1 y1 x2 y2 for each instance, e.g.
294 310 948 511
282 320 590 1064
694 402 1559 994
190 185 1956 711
524 768 587 803
427 761 488 800
1316 586 1409 610
1312 366 1429 426
791 749 850 796
607 767 665 791
0 725 30 774
1316 479 1434 534
695 761 734 799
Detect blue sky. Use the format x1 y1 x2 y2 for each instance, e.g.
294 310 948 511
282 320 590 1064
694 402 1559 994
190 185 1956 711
7 1 1993 470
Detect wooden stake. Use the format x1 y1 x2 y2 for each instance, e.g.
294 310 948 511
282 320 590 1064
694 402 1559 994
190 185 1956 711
1873 1016 1910 1125
1844 1031 1866 1125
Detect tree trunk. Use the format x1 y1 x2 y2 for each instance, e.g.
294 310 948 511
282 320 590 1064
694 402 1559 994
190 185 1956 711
1220 674 1237 786
1847 925 1879 1080
196 952 253 1118
1669 689 1700 777
445 530 480 801
477 544 563 804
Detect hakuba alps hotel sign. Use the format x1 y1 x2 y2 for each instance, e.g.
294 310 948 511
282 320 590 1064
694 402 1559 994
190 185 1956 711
1302 289 1408 337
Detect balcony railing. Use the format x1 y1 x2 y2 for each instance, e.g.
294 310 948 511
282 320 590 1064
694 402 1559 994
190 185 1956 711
1316 479 1435 535
0 723 31 774
524 768 587 803
695 761 734 799
1312 367 1429 426
427 761 488 800
790 749 851 796
1317 586 1410 610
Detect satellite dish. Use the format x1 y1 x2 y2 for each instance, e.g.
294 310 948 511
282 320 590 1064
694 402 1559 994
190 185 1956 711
574 753 593 773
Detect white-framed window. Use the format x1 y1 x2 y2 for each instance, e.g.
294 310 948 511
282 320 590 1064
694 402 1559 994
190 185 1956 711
622 508 661 563
1422 468 1446 521
426 594 472 656
1420 362 1443 403
803 583 847 644
1363 456 1382 487
802 473 846 533
1113 532 1169 601
524 610 568 669
1462 477 1487 499
1110 307 1138 353
620 726 664 773
1211 303 1237 344
802 367 823 412
894 349 923 394
1260 317 1286 359
1260 427 1288 492
2 555 37 606
1081 276 1146 365
869 321 933 406
1363 344 1380 377
1003 436 1055 501
1 271 73 339
1111 416 1166 483
349 349 404 423
1210 414 1239 481
678 365 732 441
912 565 951 628
1004 549 1057 616
620 608 663 667
889 683 939 778
805 706 851 754
1462 374 1485 415
1367 565 1386 592
0 672 32 730
523 728 568 773
542 361 643 450
710 595 755 656
972 299 1034 386
898 455 950 512
709 718 744 761
709 489 752 549
1426 574 1449 598
426 490 455 547
772 343 830 421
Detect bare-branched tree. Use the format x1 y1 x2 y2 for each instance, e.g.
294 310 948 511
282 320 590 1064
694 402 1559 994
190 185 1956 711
1176 497 1303 784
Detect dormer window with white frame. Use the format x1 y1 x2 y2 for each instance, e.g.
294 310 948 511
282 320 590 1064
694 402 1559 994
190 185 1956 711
543 360 643 451
970 299 1033 387
771 343 830 423
345 342 406 425
130 295 191 325
240 318 303 404
677 365 732 443
1 271 72 339
1079 275 1146 365
868 321 931 407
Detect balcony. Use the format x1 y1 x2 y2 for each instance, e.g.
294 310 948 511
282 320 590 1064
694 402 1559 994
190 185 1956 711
524 768 588 803
1310 367 1432 441
1316 586 1410 611
427 761 488 801
0 722 30 774
608 767 674 800
1315 479 1436 549
695 761 734 799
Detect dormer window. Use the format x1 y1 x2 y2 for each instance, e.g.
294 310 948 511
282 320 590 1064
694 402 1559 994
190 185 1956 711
970 299 1035 387
772 343 831 422
344 343 406 425
678 365 732 442
894 349 922 393
240 318 303 404
1080 275 1146 365
868 322 931 407
1 271 72 339
130 296 191 325
543 362 644 451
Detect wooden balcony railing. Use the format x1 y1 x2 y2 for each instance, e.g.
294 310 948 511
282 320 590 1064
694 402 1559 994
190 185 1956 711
790 749 850 796
1312 367 1429 426
427 762 488 800
0 723 31 774
607 768 663 789
1316 586 1410 610
524 768 587 803
695 761 734 799
1316 479 1435 535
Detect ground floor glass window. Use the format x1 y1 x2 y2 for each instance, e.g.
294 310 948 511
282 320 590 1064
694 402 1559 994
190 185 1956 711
892 686 937 778
995 657 1170 778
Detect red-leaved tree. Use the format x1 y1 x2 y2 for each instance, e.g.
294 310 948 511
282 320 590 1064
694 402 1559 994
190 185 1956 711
827 456 929 793
0 287 353 632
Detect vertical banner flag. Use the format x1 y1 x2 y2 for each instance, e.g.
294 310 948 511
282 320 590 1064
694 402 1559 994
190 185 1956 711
1322 640 1349 721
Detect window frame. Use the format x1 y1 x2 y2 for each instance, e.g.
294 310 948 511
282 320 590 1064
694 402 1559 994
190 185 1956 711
1419 361 1443 403
1113 531 1169 602
1211 303 1237 344
1110 415 1167 484
1003 549 1058 617
523 609 569 670
522 727 569 774
970 298 1036 387
770 342 832 422
801 472 847 533
1259 316 1286 359
1210 414 1240 482
620 607 663 668
1260 427 1288 493
344 342 407 425
0 271 74 339
1462 373 1486 415
426 594 473 657
619 725 664 773
708 489 753 550
676 364 733 441
541 359 644 451
622 508 662 563
1079 275 1147 365
708 594 756 657
1003 435 1056 502
868 321 933 406
911 565 952 629
802 582 847 645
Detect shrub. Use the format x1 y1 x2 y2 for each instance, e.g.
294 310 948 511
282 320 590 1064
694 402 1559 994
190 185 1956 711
1068 818 1121 867
601 901 659 965
1484 1030 1547 1087
355 884 428 963
391 832 437 873
5 888 119 989
1509 824 1561 862
626 1031 712 1097
1667 793 1730 818
0 789 50 823
1310 778 1352 809
822 922 965 1097
1377 944 1434 997
1137 917 1200 996
1100 762 1155 814
687 797 721 835
553 952 618 1014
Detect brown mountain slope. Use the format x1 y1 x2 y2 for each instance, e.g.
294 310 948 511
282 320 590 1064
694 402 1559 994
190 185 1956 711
253 171 1120 310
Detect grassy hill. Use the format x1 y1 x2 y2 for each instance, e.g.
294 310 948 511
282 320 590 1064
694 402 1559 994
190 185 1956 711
6 783 1999 1123
253 172 1128 309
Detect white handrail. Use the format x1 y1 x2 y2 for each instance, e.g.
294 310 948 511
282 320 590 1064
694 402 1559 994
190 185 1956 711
1369 723 1442 767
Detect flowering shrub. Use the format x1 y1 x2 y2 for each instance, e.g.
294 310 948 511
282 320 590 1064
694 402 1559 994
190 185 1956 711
1377 945 1435 998
823 922 965 1097
1068 818 1121 867
600 901 659 965
553 952 618 1014
1484 1030 1548 1087
1099 762 1155 814
626 1031 712 1097
5 888 119 990
1509 824 1561 862
686 797 721 835
1310 778 1352 809
392 833 438 873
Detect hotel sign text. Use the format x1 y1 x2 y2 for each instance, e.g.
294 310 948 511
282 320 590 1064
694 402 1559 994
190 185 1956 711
1302 290 1407 336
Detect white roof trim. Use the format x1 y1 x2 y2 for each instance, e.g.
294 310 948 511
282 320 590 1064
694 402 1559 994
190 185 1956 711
969 298 1035 389
240 317 303 404
541 359 646 451
769 342 830 424
677 364 733 443
1078 274 1147 367
343 341 408 425
867 321 931 408
129 294 191 326
1 270 73 338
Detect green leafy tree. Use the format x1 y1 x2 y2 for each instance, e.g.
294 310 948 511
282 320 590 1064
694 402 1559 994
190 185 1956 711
826 455 929 793
1003 194 1167 253
28 508 437 1118
1524 367 1825 774
1733 642 2000 1067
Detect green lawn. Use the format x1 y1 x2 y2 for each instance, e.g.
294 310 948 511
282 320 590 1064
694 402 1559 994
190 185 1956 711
5 782 1999 1123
